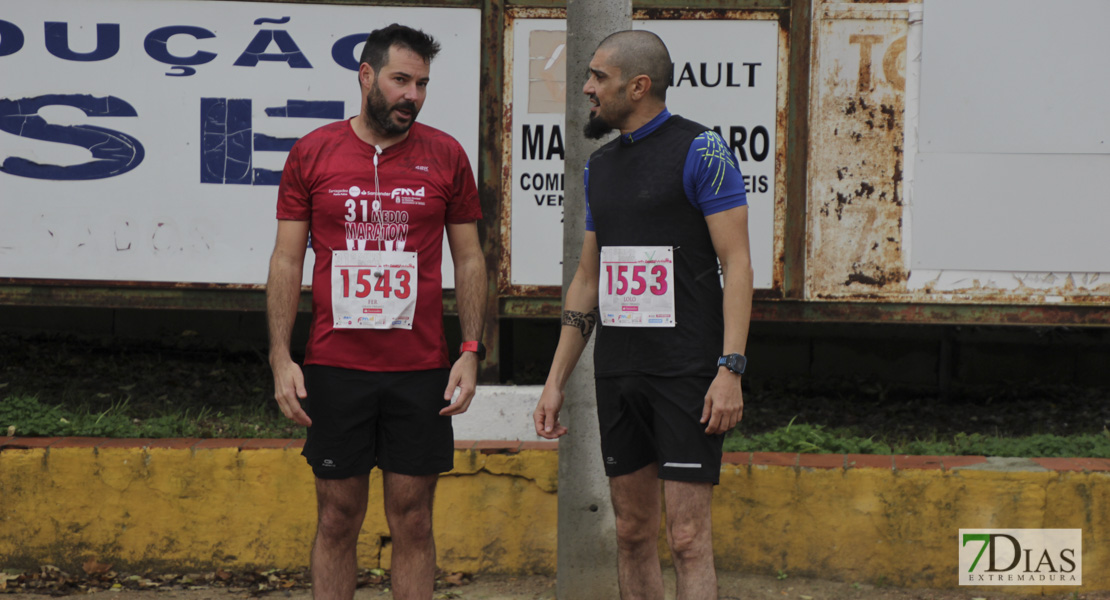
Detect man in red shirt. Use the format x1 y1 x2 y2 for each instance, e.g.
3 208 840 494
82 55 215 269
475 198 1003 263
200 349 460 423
266 23 486 600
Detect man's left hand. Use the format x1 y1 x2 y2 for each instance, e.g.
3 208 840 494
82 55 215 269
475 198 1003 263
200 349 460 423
701 370 743 434
441 351 479 415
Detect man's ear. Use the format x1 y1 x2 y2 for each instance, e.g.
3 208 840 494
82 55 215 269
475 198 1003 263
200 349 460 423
359 63 375 88
628 74 652 101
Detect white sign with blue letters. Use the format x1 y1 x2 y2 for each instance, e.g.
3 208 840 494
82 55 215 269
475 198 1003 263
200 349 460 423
0 0 480 285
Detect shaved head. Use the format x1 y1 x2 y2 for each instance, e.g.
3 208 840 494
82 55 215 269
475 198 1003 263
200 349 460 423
595 30 671 101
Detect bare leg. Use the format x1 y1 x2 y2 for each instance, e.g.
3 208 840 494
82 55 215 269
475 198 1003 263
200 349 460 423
312 475 370 600
610 463 665 600
663 480 717 600
383 471 438 600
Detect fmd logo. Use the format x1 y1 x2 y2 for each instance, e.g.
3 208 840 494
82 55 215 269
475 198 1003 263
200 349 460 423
390 186 427 206
391 186 425 200
959 529 1081 586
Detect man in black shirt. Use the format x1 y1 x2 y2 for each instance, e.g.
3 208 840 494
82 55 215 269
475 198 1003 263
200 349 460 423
534 30 754 600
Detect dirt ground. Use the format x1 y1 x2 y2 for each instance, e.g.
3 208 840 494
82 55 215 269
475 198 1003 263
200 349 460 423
7 571 1108 600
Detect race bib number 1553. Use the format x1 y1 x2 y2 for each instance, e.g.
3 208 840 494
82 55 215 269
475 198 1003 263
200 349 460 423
599 246 676 327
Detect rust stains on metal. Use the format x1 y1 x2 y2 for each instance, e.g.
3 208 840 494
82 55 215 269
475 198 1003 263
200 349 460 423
499 296 561 319
1 277 264 292
805 2 1110 308
844 261 902 288
753 299 1110 327
904 273 1110 304
497 95 515 295
477 0 508 380
507 6 563 20
880 103 897 131
633 9 778 22
890 155 902 206
768 12 791 297
807 11 909 298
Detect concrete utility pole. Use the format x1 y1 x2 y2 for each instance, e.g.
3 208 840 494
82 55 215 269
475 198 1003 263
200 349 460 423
557 1 630 599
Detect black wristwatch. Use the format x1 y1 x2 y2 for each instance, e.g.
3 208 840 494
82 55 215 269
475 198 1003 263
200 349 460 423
717 353 746 375
459 341 487 361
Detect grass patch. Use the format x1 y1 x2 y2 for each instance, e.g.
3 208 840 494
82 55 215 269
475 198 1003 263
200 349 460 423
722 418 1110 458
0 394 298 439
0 330 301 439
2 330 1110 457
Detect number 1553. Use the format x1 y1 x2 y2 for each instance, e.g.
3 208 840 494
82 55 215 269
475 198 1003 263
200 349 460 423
605 264 668 296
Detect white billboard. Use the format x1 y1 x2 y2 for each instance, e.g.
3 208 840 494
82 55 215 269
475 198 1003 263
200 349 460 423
912 0 1110 275
0 0 480 286
507 18 780 289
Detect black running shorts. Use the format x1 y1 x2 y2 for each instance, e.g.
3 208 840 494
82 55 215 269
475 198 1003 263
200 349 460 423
301 365 454 479
595 375 724 485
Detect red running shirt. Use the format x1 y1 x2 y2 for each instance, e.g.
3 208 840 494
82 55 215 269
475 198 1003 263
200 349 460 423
277 120 482 372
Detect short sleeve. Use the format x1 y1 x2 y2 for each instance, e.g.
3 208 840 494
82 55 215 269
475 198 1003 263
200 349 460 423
682 131 748 217
445 144 482 224
276 141 311 221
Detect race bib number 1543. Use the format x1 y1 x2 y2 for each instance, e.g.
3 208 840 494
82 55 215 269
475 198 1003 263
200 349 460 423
331 250 418 329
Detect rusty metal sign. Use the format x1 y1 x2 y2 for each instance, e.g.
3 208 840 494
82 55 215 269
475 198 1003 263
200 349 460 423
806 0 1110 309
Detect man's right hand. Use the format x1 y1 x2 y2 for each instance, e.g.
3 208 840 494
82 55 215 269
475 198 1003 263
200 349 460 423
271 357 312 426
533 384 568 439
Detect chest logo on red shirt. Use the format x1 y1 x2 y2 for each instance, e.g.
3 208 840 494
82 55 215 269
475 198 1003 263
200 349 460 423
391 186 426 207
341 184 414 251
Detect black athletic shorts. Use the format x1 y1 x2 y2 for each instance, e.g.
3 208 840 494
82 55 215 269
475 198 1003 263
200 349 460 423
301 365 454 479
595 375 724 485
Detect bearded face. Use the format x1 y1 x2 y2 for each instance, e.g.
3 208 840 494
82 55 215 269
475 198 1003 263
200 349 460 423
360 45 429 138
366 76 420 136
582 51 631 140
583 100 616 140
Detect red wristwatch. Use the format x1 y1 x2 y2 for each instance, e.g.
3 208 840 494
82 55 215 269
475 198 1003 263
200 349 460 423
459 341 486 360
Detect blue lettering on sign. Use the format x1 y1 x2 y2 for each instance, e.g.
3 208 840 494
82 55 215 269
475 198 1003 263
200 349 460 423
0 94 145 180
251 132 292 186
44 22 120 61
253 134 296 153
265 100 343 119
233 21 312 69
200 98 253 185
331 33 370 72
144 25 217 77
2 19 378 73
201 98 342 186
0 20 25 57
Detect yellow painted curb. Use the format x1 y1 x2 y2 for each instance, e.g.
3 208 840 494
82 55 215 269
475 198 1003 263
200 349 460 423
1 443 1106 592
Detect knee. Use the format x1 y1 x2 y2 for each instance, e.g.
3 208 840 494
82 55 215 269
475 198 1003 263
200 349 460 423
667 521 711 562
317 499 364 543
615 513 657 552
385 501 433 539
